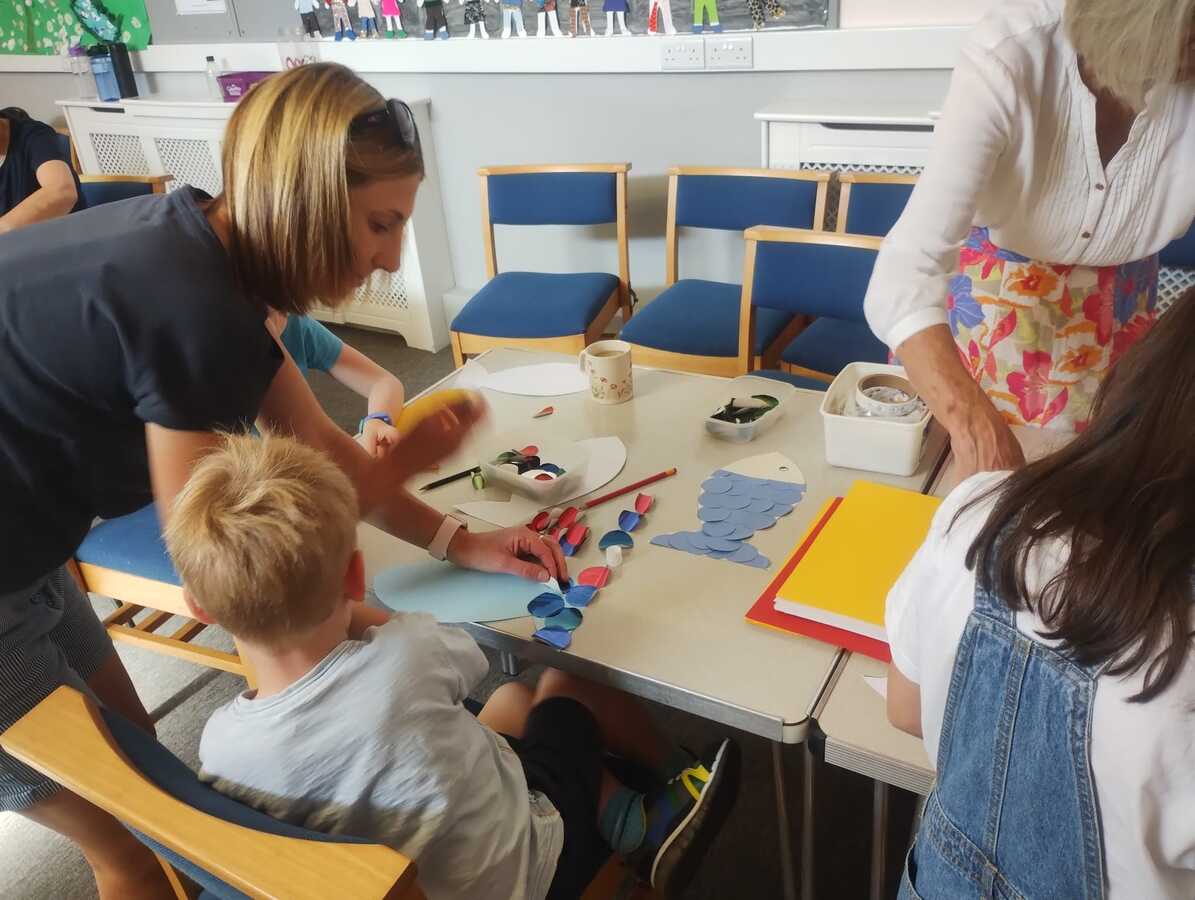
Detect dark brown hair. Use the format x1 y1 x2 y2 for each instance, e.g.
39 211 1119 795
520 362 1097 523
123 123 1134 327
962 289 1195 702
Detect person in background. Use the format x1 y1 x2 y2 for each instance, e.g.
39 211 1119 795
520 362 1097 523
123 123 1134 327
0 107 83 234
864 0 1195 478
885 287 1195 897
0 64 564 899
269 309 404 457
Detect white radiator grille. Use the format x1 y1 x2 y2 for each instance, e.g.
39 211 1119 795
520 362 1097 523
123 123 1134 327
90 132 149 175
154 137 222 195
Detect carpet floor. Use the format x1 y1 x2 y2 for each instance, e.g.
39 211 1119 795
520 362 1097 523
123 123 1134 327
0 325 916 899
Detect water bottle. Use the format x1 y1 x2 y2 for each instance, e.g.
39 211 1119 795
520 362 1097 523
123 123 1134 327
88 46 120 102
68 44 89 98
206 55 223 101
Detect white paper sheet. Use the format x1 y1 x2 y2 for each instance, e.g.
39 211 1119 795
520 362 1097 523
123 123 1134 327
455 436 627 527
864 675 888 699
478 363 589 397
721 452 806 487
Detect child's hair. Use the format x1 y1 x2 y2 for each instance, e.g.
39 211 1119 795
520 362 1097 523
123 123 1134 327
962 288 1195 702
164 433 359 644
218 62 424 315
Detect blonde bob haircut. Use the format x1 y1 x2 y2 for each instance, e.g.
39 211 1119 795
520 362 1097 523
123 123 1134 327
1066 0 1195 108
218 62 424 315
164 432 359 645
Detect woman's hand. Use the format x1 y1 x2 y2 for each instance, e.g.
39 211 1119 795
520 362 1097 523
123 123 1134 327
379 391 487 484
447 525 569 585
358 417 401 458
948 402 1025 480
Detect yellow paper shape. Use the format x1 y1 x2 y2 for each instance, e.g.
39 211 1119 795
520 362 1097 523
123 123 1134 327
773 481 941 642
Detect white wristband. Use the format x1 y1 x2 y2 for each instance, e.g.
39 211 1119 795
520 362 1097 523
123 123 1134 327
428 514 465 561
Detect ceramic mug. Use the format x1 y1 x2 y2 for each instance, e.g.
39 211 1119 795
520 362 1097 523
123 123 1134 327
579 340 633 404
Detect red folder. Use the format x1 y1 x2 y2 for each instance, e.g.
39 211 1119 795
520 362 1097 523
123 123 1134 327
744 496 892 663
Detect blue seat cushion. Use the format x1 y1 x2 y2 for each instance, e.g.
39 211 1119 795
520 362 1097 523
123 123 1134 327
781 317 888 377
619 279 793 358
451 272 618 339
81 181 154 208
75 504 180 585
751 369 830 392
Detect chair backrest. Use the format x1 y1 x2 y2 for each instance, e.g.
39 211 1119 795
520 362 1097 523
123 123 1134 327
737 227 882 368
836 172 917 237
78 174 174 208
665 166 830 285
53 129 79 171
0 686 423 900
1160 218 1195 268
478 163 631 281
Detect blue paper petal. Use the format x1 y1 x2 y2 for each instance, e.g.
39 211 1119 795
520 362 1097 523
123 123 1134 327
528 592 565 618
564 584 598 608
543 607 583 630
598 530 635 550
702 476 733 494
533 626 572 649
697 506 730 522
702 521 736 538
618 509 642 532
746 498 775 514
704 536 743 553
560 541 577 558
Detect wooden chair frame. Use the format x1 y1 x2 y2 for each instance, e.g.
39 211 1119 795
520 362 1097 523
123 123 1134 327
451 163 632 367
624 167 830 378
0 686 424 900
79 173 174 194
737 226 885 381
835 171 918 235
67 558 254 688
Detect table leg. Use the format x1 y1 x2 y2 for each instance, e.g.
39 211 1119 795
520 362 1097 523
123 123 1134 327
869 780 890 900
772 741 798 900
499 651 520 676
801 743 815 900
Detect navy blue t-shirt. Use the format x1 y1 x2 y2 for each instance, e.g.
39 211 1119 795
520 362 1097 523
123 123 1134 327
0 116 85 217
0 187 282 591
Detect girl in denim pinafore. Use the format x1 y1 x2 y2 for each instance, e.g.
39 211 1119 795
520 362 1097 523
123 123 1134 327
900 559 1107 899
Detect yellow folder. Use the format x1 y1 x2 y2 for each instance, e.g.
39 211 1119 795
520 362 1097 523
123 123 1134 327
773 481 941 642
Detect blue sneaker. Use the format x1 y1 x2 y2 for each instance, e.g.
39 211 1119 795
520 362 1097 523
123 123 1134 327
625 738 740 895
438 26 450 38
347 28 357 39
691 23 702 32
424 29 435 38
711 21 722 31
335 29 344 40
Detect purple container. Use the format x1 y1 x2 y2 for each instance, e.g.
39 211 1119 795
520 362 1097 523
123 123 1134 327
214 71 273 102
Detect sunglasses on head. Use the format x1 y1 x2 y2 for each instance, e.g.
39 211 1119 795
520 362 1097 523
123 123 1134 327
349 98 422 160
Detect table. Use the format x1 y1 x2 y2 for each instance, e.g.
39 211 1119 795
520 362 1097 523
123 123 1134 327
357 348 948 900
812 425 1075 899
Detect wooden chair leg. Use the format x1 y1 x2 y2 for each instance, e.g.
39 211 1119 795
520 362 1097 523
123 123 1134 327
156 853 199 899
450 331 466 368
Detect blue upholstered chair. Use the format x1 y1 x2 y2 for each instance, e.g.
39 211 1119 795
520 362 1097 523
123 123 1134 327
737 227 888 385
619 166 830 377
449 164 632 367
54 127 174 207
834 172 917 237
0 686 425 900
72 504 252 684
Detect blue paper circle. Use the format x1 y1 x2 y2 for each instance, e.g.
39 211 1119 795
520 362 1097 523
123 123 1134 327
702 521 736 538
543 607 583 630
746 498 775 514
528 592 565 618
598 530 634 550
618 510 642 532
533 626 572 650
564 584 598 608
697 506 730 522
702 477 733 494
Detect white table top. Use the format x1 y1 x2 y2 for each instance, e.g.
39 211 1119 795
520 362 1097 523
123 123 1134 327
358 348 948 744
817 425 1077 790
754 99 937 128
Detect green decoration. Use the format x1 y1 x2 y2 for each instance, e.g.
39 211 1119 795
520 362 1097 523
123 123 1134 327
0 0 150 55
73 0 121 42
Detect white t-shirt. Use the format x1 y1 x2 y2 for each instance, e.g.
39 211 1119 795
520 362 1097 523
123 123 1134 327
199 614 564 900
864 0 1195 350
886 472 1195 899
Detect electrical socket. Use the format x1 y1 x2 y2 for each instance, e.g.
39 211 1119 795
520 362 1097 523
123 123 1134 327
660 38 705 70
706 35 753 70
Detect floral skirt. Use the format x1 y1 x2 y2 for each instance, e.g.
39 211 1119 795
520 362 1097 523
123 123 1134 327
949 228 1157 432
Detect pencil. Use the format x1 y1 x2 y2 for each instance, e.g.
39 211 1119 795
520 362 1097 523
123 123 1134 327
582 468 678 510
418 466 480 492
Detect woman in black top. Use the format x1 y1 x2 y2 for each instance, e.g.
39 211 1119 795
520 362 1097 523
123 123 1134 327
0 64 566 897
0 107 83 233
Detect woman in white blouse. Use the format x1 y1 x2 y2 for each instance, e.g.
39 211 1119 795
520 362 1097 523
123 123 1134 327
864 0 1195 477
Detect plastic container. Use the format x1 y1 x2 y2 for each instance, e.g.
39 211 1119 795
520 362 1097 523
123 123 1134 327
820 362 932 477
480 438 590 505
215 71 273 102
68 45 90 98
205 56 222 100
87 49 120 102
704 375 797 443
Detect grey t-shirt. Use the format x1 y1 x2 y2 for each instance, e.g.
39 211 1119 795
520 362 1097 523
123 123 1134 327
199 614 563 900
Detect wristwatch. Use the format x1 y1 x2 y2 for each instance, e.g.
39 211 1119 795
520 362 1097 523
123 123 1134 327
428 514 466 561
358 412 393 434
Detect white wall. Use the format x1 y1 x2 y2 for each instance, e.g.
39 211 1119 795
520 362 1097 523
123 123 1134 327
3 66 950 306
840 0 995 29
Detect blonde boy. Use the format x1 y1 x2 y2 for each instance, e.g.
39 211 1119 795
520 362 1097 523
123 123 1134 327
166 434 738 900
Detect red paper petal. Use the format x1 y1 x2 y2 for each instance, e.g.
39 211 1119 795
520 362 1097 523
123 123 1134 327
557 507 580 530
566 524 589 547
577 566 611 588
533 406 554 419
535 473 554 481
530 511 551 531
520 445 539 457
552 526 567 542
635 493 654 514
